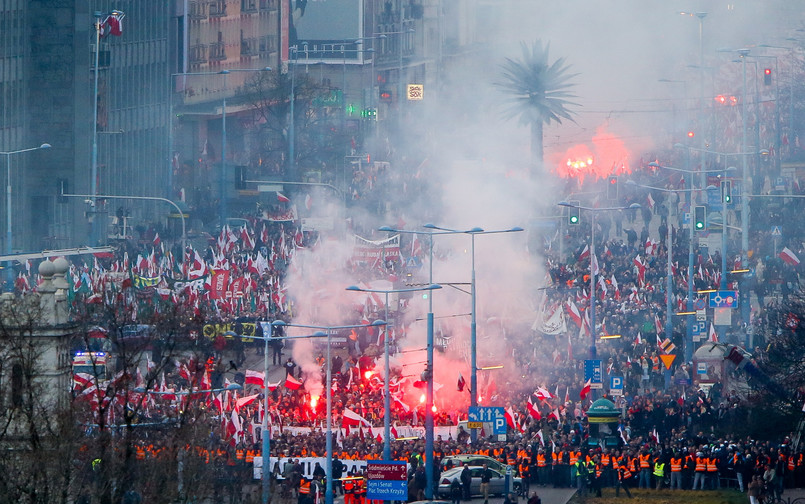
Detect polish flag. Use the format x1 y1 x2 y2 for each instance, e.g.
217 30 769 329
565 299 582 327
780 247 801 266
245 370 264 387
578 244 590 261
504 406 516 429
457 372 466 392
235 394 260 411
709 323 718 343
580 378 592 400
284 375 302 390
342 407 372 429
536 428 545 447
527 397 541 420
535 387 553 401
277 192 290 203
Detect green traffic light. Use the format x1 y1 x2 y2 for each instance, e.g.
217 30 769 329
570 216 579 223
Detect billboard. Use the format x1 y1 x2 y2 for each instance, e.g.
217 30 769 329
292 0 363 61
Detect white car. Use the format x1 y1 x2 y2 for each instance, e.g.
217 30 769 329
437 466 521 498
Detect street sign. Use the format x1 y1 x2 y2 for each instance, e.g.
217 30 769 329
691 320 706 336
709 290 738 308
468 406 507 435
696 309 706 321
584 360 603 389
714 307 732 326
609 376 624 396
697 363 707 375
366 462 408 500
466 422 483 429
694 298 706 311
771 226 782 237
406 84 424 100
660 354 676 370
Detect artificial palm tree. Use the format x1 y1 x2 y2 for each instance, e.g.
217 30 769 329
497 40 579 173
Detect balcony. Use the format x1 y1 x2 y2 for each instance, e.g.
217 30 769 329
241 0 258 13
241 37 258 57
188 1 209 19
189 44 208 64
209 41 226 61
210 0 227 17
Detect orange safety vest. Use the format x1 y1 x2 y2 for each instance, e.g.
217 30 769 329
537 454 547 467
595 464 602 478
246 450 255 463
619 465 632 480
519 463 529 477
706 457 718 472
299 480 311 495
552 452 560 465
236 449 244 460
601 454 610 467
789 455 796 472
695 457 707 472
639 454 650 469
670 457 682 472
569 452 579 465
344 479 355 493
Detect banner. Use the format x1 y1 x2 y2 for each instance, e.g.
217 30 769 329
352 234 400 265
132 274 161 289
210 270 230 299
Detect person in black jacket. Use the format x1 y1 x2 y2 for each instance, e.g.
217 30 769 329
460 464 472 501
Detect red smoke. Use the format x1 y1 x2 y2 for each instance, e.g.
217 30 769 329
552 124 632 182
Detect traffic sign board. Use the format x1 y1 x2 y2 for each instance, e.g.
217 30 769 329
468 406 506 435
466 422 483 429
709 290 738 308
694 298 706 311
366 462 408 500
584 360 603 389
609 376 623 396
691 321 706 336
771 226 782 237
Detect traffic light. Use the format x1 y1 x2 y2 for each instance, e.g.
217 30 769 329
693 205 706 231
721 180 732 204
607 175 619 200
568 200 580 225
764 68 772 86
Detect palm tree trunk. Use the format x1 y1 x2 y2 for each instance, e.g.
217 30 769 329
530 120 544 176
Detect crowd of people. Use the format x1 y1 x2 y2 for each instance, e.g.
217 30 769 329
18 150 805 501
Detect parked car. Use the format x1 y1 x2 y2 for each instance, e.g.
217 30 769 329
437 466 521 498
440 454 507 473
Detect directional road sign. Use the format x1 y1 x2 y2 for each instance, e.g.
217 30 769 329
709 290 738 308
584 360 603 389
468 406 507 435
366 462 408 500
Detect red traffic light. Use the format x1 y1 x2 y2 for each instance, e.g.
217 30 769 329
764 68 771 76
687 131 695 138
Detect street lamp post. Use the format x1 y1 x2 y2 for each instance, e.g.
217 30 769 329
2 143 51 290
345 283 442 462
270 320 386 504
422 224 523 445
557 203 640 361
171 68 270 227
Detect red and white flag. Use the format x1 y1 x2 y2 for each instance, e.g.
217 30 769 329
535 387 553 401
342 407 372 430
578 244 590 261
245 370 264 387
780 247 801 266
99 12 124 37
527 397 541 420
580 378 592 400
709 323 718 343
284 375 302 390
235 394 260 411
504 406 516 429
277 192 290 203
457 372 466 392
